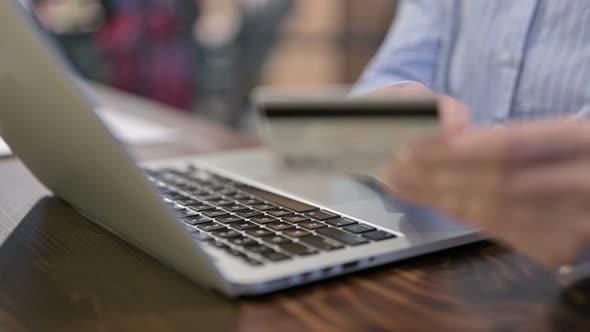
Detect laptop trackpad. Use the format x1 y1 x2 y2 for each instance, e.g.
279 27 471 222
198 149 473 240
259 173 465 228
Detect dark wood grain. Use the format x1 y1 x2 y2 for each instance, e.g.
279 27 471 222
1 85 590 332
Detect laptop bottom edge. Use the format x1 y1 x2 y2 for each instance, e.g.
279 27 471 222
232 231 485 296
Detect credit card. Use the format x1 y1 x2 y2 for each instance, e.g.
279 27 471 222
256 96 439 175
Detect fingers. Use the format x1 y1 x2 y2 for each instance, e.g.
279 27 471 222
387 125 516 206
395 118 590 172
505 118 590 167
392 153 590 268
384 118 590 269
503 157 590 200
395 167 590 268
400 126 511 170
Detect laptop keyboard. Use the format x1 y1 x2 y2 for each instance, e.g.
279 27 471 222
144 166 397 267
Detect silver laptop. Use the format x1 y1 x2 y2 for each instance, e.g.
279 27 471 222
0 0 481 296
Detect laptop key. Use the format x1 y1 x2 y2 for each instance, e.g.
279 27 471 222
238 198 262 206
226 248 247 258
166 192 186 200
262 235 291 245
228 236 257 246
305 210 339 221
175 209 199 218
212 229 241 239
300 236 344 251
252 204 277 211
246 227 275 237
316 227 369 246
188 189 210 197
209 199 234 207
199 194 223 201
202 209 229 218
280 242 317 256
232 193 250 200
216 215 244 224
283 215 310 223
299 221 327 230
187 203 215 212
326 218 357 227
193 181 213 189
230 221 257 231
267 222 295 232
261 251 291 262
244 244 274 255
207 184 226 192
198 222 226 232
182 215 212 225
283 228 311 238
174 182 192 190
211 174 233 183
343 224 375 234
223 204 249 213
236 209 263 218
267 209 293 218
362 230 396 241
177 199 201 206
173 192 193 200
244 257 263 266
251 216 278 225
219 188 237 196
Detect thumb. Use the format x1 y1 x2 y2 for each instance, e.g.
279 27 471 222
438 95 471 136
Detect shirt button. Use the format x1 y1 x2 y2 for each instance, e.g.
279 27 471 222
498 51 512 65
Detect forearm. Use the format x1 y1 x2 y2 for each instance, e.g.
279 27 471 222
353 0 451 95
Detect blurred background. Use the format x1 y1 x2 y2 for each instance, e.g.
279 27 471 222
31 0 398 131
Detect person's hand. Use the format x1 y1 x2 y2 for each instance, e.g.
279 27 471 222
385 118 590 268
369 83 471 134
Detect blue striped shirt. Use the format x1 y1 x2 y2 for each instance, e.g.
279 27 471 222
355 0 590 125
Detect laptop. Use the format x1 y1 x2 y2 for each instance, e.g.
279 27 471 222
0 0 481 296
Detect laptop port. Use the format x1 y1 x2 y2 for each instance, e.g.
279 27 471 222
342 261 359 272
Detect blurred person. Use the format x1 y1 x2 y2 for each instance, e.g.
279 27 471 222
32 0 108 81
96 0 198 109
33 0 291 124
32 0 198 109
355 1 590 268
193 0 293 127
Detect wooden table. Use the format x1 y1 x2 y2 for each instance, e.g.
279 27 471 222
1 85 589 332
